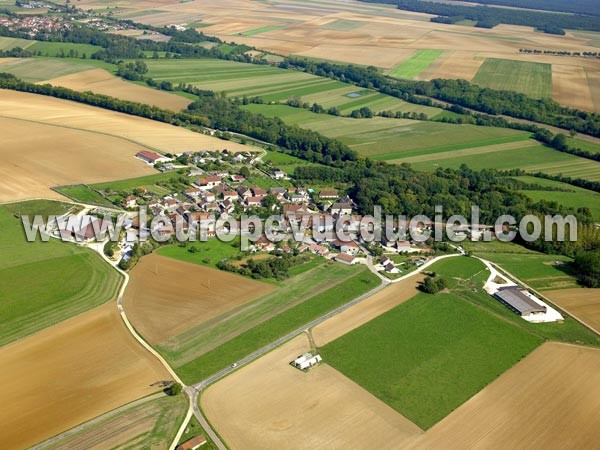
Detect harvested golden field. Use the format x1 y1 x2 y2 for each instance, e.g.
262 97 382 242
552 64 596 112
202 334 423 450
416 51 484 81
0 89 257 154
0 302 168 450
411 343 600 449
312 275 423 346
0 116 154 202
544 288 600 334
123 253 275 345
43 68 192 111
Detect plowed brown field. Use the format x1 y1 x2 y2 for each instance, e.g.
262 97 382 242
123 253 275 344
0 302 168 450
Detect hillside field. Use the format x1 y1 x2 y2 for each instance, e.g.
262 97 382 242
140 58 445 117
173 264 379 383
0 202 122 346
321 291 542 428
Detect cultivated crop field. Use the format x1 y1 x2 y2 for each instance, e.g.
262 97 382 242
123 253 275 345
544 288 600 334
411 343 600 449
44 68 193 111
46 394 188 450
242 103 530 158
174 265 379 383
321 291 542 428
0 115 155 202
202 334 425 450
141 58 445 117
0 202 121 346
514 175 600 220
0 302 168 450
0 57 99 82
0 89 257 201
472 58 552 99
388 49 444 79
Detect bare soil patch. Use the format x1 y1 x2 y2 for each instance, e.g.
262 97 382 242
545 288 600 334
552 64 595 112
0 302 168 450
123 253 274 344
43 68 192 111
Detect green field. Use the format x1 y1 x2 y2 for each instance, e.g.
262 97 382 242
0 57 103 82
140 58 445 117
243 103 527 157
157 257 352 367
0 201 122 346
157 239 246 271
388 50 444 79
567 137 600 154
0 36 36 50
55 185 116 207
321 255 599 429
45 394 189 449
472 58 552 99
515 175 600 220
405 140 600 181
322 293 541 429
28 41 103 57
172 264 379 383
240 25 284 36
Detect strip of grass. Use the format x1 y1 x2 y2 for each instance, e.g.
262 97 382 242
175 266 379 383
566 136 600 154
472 58 552 99
28 41 102 57
514 175 600 221
159 261 357 366
372 133 531 161
55 184 115 207
388 50 444 79
240 25 283 36
321 292 542 429
0 202 121 346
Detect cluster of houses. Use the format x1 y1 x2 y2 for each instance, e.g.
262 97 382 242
0 15 68 36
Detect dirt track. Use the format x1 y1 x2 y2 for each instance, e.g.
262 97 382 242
0 302 168 450
123 253 274 344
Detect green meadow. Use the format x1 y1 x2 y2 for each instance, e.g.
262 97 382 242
388 49 444 79
0 201 121 346
472 58 552 99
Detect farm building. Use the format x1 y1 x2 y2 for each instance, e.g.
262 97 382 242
135 150 170 165
336 253 358 265
291 353 322 371
176 435 207 450
494 286 546 317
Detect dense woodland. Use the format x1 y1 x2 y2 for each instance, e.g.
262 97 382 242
358 0 600 33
